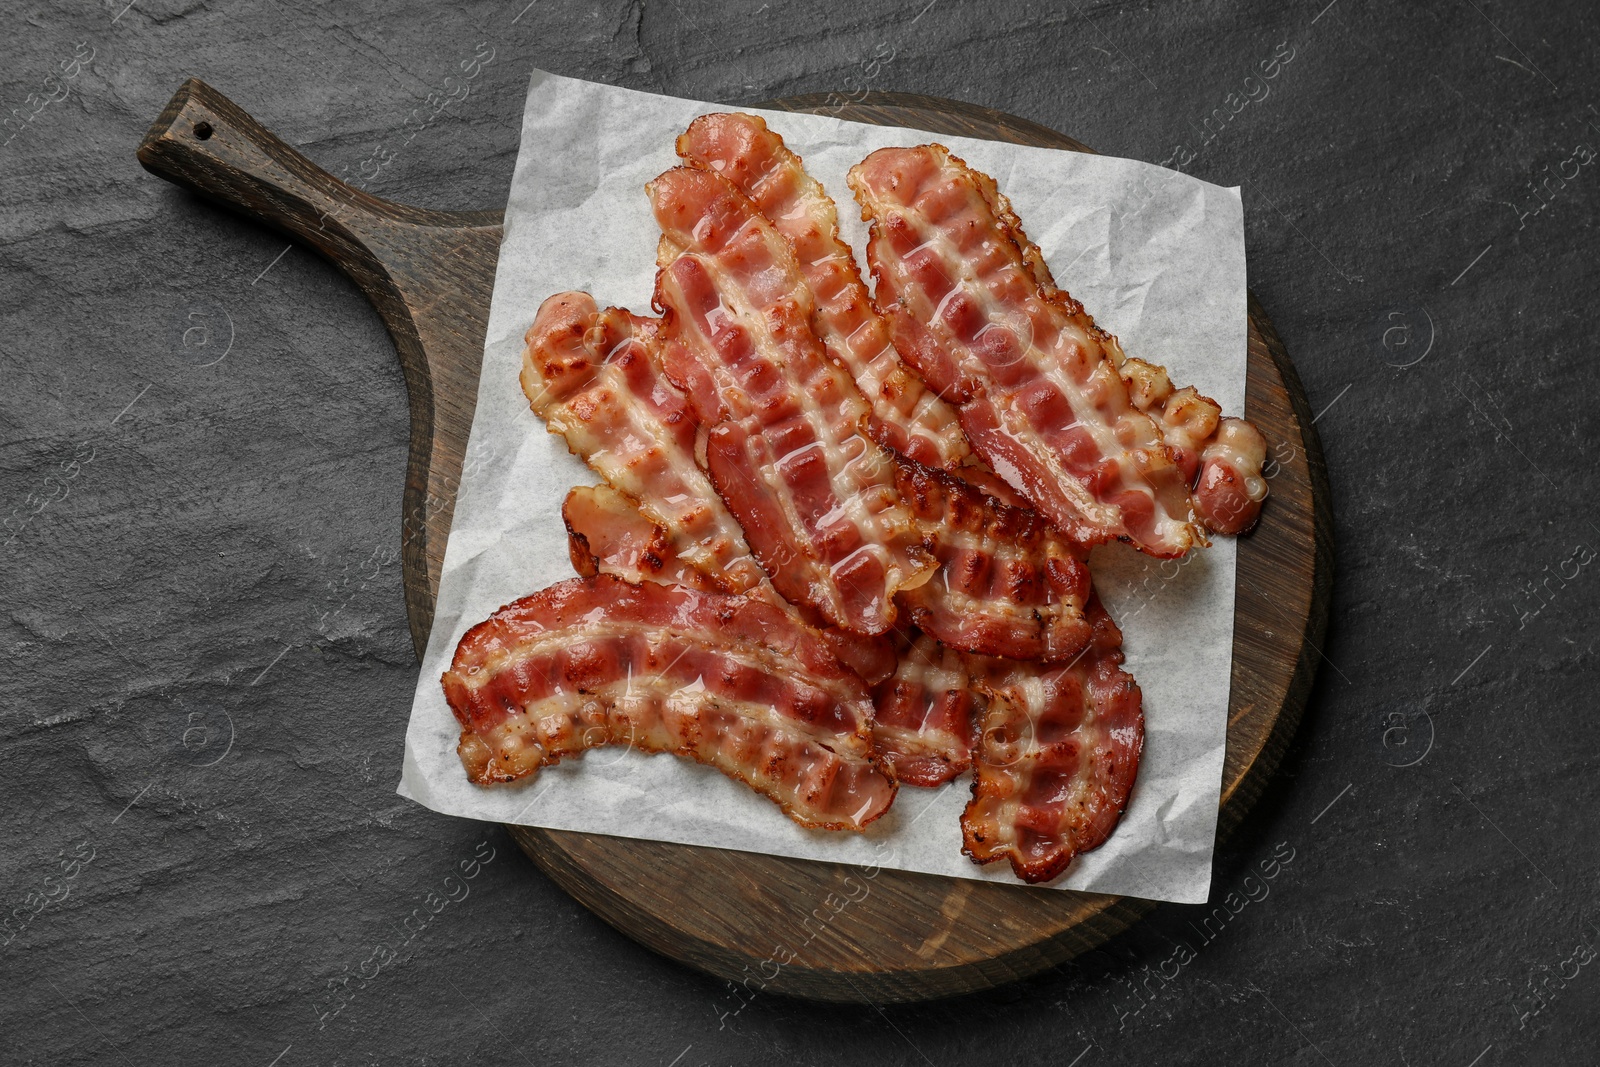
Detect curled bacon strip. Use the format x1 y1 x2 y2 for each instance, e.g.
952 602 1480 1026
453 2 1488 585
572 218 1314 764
676 112 971 470
1079 349 1269 535
850 145 1209 557
1120 357 1267 534
528 291 1020 673
961 596 1144 883
561 484 896 686
560 479 1071 739
871 632 979 787
441 575 897 831
523 293 769 595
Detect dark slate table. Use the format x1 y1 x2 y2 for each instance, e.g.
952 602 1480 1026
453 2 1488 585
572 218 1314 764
4 1 1596 1063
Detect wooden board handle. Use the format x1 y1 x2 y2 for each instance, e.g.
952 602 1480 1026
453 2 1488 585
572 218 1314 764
140 79 452 265
138 78 504 659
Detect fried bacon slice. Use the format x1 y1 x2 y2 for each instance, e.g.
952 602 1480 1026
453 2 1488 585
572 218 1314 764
678 113 1092 643
561 484 896 685
675 112 971 470
529 282 1076 664
529 290 901 682
440 574 897 831
892 460 1091 663
523 293 768 594
978 185 1269 535
650 167 1091 660
851 144 1215 557
650 166 937 636
558 481 1098 801
961 595 1144 883
871 632 980 787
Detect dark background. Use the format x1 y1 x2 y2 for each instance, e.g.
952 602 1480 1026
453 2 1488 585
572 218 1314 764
4 0 1597 1063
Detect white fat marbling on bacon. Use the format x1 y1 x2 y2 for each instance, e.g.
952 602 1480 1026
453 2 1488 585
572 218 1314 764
675 111 971 470
892 460 1091 663
850 144 1208 558
561 484 897 686
649 167 1094 660
523 293 767 595
961 595 1144 883
441 575 897 831
871 631 980 787
872 594 1146 858
969 173 1269 536
649 166 937 636
1117 359 1268 535
529 278 1078 667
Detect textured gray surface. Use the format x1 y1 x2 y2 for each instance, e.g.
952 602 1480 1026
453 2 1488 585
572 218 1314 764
2 0 1597 1063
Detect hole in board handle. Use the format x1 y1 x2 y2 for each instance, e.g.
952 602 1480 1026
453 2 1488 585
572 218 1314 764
193 121 213 140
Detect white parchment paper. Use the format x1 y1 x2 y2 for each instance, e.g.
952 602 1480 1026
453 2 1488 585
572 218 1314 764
398 70 1246 905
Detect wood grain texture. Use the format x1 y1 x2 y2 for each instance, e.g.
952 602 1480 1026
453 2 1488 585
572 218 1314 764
138 81 1331 1004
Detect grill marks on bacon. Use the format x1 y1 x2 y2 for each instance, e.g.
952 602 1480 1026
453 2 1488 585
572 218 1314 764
650 166 936 636
523 293 768 595
849 144 1208 557
440 575 897 831
961 595 1144 883
675 111 971 470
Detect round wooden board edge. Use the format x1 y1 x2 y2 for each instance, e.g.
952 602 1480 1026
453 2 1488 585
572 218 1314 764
1214 295 1335 840
490 91 1334 1004
509 310 1327 1004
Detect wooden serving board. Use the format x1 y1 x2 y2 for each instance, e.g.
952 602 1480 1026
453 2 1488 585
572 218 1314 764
139 80 1332 1004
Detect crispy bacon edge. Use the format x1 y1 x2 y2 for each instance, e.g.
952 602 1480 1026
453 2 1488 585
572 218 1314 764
961 595 1144 883
563 483 721 592
1001 214 1270 536
849 144 1210 557
440 575 898 831
522 292 769 596
675 111 972 470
